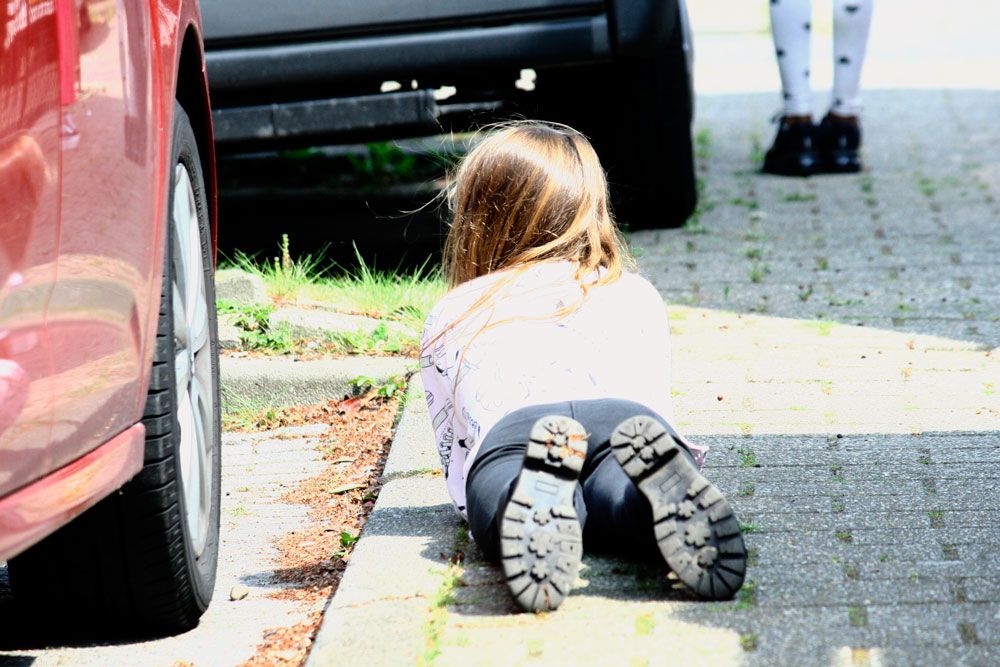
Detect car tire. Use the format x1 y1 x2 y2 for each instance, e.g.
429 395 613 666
8 102 221 635
529 10 696 229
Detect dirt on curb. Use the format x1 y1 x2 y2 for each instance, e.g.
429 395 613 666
239 393 401 667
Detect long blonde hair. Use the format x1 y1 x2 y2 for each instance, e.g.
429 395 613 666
442 121 631 287
423 121 634 368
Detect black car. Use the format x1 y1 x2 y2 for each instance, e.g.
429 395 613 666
203 0 696 227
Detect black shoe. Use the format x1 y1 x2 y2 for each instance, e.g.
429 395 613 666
611 416 747 600
818 113 863 173
500 416 587 612
762 116 820 177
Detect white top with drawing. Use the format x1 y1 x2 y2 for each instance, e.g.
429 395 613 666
420 260 684 518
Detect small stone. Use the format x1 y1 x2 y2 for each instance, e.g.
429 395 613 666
230 584 250 601
717 395 724 402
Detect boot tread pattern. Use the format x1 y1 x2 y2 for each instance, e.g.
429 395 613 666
501 416 587 612
611 415 748 601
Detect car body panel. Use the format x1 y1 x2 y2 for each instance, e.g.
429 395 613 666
203 0 601 45
0 423 144 560
0 0 215 558
0 0 62 500
46 0 160 472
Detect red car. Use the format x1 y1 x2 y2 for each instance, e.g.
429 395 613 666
0 0 220 634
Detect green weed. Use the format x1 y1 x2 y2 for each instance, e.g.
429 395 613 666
737 445 759 468
349 373 409 399
734 579 758 610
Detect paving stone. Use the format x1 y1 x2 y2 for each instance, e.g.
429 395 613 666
215 268 269 307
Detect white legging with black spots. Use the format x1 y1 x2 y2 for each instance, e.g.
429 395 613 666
770 0 874 117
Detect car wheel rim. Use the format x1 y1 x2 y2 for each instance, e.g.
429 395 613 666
171 162 214 559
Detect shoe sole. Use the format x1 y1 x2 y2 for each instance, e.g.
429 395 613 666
500 416 587 612
611 416 747 600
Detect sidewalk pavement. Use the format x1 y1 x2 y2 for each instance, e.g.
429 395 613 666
309 88 1000 666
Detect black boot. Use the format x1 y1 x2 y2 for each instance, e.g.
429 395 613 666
610 416 747 600
818 112 863 173
762 116 820 177
499 416 587 612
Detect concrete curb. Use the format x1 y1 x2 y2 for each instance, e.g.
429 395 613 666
270 307 416 341
307 375 459 666
221 355 413 407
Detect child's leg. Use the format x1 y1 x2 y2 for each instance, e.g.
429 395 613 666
769 0 814 116
831 0 873 117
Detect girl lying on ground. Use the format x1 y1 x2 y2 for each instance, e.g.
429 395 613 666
420 122 747 612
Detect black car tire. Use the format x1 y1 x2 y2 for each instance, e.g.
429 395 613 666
8 102 221 636
529 11 696 229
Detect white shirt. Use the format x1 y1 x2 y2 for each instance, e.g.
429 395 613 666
420 261 677 518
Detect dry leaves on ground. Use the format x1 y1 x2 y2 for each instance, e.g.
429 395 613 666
240 393 400 667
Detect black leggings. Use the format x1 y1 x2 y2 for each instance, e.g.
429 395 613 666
466 399 669 562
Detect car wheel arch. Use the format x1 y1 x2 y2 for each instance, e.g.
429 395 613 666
174 24 217 252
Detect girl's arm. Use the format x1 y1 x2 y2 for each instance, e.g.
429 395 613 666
420 318 455 472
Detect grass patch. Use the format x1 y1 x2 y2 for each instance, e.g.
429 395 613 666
738 481 756 497
227 233 330 303
847 606 868 627
782 191 817 203
749 263 767 283
218 301 293 353
737 445 759 468
734 578 758 610
928 510 945 528
695 127 712 163
739 519 760 534
748 133 764 165
634 612 655 636
831 495 845 513
419 562 464 666
739 633 759 652
835 530 853 543
326 323 419 356
221 388 285 431
349 373 409 400
803 320 836 336
225 238 446 331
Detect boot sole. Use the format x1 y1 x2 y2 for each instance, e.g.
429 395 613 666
611 416 747 600
500 416 587 612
